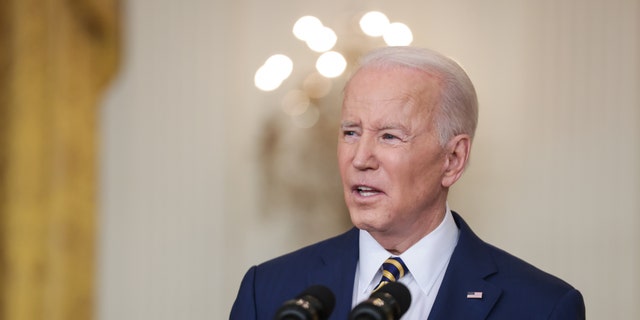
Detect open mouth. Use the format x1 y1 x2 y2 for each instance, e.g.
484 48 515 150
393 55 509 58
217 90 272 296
354 185 382 197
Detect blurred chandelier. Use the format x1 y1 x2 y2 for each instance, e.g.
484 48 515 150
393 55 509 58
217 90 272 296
254 11 413 127
255 11 413 91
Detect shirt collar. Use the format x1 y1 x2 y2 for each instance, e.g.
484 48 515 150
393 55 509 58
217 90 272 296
357 206 460 296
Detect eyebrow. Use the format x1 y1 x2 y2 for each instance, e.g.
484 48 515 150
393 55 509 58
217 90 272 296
340 121 360 129
379 123 410 131
340 120 410 134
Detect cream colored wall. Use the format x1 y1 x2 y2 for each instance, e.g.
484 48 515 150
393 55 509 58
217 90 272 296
99 0 639 319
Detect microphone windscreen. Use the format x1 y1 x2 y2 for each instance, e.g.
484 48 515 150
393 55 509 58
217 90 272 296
372 282 411 316
298 285 336 318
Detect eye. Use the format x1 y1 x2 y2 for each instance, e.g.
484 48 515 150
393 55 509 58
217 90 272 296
343 130 360 138
382 133 399 140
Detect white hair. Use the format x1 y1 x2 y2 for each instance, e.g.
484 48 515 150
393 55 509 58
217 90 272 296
350 46 479 146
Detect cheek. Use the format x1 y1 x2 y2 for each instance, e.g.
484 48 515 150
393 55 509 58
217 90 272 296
337 149 348 173
397 154 443 190
337 144 354 168
387 152 418 175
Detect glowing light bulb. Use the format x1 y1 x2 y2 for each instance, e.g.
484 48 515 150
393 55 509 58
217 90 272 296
383 22 413 46
254 54 293 91
306 26 337 52
264 54 294 80
359 11 389 37
254 66 281 91
316 51 347 78
293 16 323 41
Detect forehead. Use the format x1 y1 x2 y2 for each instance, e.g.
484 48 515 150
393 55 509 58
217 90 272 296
342 66 441 119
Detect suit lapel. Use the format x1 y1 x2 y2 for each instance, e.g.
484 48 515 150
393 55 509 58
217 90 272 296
307 227 359 320
308 214 503 319
428 212 502 320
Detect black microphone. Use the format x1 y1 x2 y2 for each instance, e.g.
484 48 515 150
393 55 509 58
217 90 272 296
348 282 412 320
274 285 336 320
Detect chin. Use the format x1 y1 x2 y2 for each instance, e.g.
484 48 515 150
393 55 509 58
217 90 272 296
349 209 388 232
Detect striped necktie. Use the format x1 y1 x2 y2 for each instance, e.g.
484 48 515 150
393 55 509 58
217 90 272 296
373 257 408 292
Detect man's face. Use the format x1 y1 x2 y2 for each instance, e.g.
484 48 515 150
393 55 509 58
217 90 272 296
338 66 449 240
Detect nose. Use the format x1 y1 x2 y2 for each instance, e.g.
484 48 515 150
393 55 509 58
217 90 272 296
352 135 378 171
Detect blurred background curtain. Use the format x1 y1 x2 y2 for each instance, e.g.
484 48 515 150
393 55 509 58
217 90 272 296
0 0 119 319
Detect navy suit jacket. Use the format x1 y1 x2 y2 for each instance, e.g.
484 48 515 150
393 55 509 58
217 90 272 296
230 212 585 319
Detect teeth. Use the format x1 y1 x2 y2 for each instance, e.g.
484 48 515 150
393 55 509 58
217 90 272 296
356 186 378 196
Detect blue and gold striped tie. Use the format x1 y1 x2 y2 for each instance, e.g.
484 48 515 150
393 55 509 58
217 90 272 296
373 257 408 292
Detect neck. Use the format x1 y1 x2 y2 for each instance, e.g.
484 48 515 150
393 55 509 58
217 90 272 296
372 206 447 255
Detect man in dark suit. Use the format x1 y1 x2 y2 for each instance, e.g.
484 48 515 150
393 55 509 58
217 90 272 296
230 46 585 319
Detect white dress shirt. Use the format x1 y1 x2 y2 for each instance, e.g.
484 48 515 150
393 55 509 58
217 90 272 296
352 208 460 319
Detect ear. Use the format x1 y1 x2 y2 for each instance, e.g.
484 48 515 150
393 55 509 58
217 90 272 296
441 134 471 188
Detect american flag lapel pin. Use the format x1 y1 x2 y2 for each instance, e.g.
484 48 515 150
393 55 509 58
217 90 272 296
466 291 483 299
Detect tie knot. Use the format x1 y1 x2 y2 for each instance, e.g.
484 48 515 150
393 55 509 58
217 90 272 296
374 257 408 292
382 257 407 281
